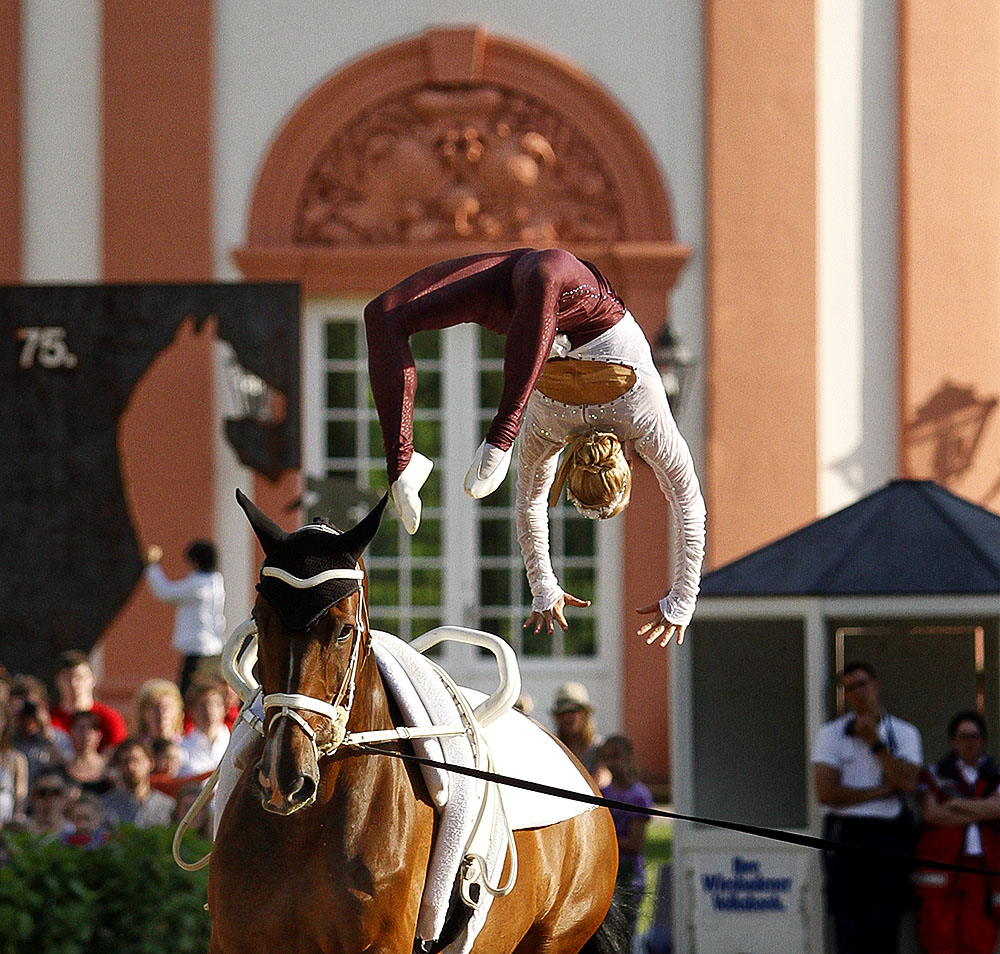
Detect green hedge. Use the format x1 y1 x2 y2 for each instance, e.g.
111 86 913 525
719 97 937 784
0 826 212 954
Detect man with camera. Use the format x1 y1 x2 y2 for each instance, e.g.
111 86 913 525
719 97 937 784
812 660 923 954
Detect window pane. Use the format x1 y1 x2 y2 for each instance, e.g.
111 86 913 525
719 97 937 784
412 420 442 457
420 470 443 509
522 624 553 656
562 567 595 602
369 528 398 558
480 615 512 644
412 616 444 638
326 372 355 407
479 370 504 409
479 519 509 556
480 568 511 606
412 518 442 556
411 330 440 360
367 467 390 495
564 518 595 556
326 322 356 360
414 371 441 409
371 613 399 636
411 568 442 606
486 473 514 507
368 419 385 454
326 420 357 456
564 616 596 656
478 328 505 360
368 570 399 606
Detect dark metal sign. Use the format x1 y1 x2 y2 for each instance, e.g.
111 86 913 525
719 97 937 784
0 282 300 683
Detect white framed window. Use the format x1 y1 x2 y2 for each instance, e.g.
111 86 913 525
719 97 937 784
303 300 622 721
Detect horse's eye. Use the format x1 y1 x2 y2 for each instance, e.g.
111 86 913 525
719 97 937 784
336 624 354 643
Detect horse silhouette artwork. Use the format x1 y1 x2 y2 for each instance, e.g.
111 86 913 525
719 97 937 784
204 489 621 954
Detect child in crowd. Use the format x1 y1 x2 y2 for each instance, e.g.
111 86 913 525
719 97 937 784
61 792 110 848
598 734 654 947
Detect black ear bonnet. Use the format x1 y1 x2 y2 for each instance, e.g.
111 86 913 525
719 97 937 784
236 489 388 631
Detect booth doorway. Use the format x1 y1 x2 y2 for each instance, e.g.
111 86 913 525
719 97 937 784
829 618 1000 763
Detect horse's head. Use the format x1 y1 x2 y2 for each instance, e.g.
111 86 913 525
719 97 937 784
236 489 387 815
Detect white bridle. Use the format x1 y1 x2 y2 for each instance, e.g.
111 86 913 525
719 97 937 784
260 564 367 761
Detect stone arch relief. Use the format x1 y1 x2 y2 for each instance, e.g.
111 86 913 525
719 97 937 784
294 84 625 247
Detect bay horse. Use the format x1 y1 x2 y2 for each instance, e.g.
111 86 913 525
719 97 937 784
207 491 620 954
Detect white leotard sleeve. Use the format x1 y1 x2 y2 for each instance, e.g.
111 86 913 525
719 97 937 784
631 379 706 628
514 424 565 612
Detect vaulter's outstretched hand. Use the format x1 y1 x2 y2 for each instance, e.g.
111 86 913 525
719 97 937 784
636 603 685 648
523 591 591 635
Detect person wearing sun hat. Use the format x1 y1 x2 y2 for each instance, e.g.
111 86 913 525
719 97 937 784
550 682 606 783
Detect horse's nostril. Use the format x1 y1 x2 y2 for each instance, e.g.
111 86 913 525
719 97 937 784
290 775 316 804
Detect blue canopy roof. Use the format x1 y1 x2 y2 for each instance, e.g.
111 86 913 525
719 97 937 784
700 480 1000 597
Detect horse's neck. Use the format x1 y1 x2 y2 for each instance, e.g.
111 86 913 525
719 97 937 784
353 648 394 729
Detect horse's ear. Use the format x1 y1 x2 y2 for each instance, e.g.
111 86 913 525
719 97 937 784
235 488 288 555
337 494 389 562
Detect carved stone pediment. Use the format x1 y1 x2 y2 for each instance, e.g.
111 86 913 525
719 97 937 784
294 84 625 246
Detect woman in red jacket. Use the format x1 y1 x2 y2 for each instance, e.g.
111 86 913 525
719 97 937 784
914 711 1000 954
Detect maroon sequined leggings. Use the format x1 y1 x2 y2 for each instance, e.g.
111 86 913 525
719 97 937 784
363 249 620 482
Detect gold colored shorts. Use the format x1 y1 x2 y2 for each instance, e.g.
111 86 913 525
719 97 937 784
534 359 637 406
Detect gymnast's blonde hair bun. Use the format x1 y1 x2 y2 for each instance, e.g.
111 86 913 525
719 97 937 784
548 431 631 519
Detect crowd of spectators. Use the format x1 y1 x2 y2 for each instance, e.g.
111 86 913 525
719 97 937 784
0 650 240 848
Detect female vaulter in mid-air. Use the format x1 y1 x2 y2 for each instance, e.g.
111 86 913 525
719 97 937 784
364 247 706 648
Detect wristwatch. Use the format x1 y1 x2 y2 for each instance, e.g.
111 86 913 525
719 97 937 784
870 740 887 754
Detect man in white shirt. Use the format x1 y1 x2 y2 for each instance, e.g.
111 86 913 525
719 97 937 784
812 661 923 954
144 540 226 696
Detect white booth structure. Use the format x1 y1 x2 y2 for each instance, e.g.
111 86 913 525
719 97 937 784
670 480 1000 954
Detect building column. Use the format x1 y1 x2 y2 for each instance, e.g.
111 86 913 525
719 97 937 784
705 0 818 565
899 2 1000 508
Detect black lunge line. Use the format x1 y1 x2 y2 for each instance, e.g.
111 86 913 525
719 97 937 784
355 741 999 878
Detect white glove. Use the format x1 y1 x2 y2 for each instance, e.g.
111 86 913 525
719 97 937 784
464 441 513 499
390 452 434 534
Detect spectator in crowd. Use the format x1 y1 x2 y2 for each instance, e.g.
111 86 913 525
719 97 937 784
65 710 113 796
0 700 28 826
101 737 175 828
50 651 127 753
10 680 72 784
61 792 110 848
178 677 230 778
25 769 74 838
150 737 188 798
913 710 1000 954
143 539 226 698
598 734 653 948
551 682 608 785
812 661 922 954
0 672 11 717
133 678 185 747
